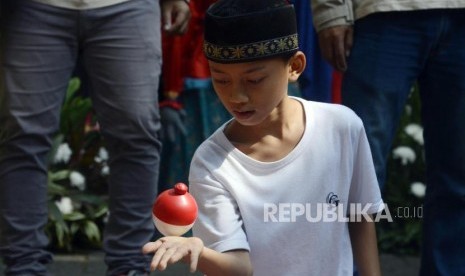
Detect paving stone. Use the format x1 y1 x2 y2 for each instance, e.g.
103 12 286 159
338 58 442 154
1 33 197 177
1 251 419 276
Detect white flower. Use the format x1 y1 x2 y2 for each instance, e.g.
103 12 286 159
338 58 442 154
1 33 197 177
55 197 74 215
404 105 412 116
404 123 422 136
392 146 416 165
94 147 109 163
54 143 72 164
103 211 110 224
101 165 110 176
410 182 426 198
404 123 424 145
69 171 86 191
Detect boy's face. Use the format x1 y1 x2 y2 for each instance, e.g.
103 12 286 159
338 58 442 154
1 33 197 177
209 53 304 126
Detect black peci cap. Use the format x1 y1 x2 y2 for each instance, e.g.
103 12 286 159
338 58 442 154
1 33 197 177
203 0 299 63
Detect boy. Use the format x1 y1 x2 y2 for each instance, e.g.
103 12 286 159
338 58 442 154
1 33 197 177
143 0 384 275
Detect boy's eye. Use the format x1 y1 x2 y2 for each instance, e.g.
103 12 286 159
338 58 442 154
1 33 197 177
213 79 229 85
247 77 264 84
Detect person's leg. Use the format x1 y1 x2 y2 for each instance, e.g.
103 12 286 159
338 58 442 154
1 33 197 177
418 9 465 276
0 2 78 275
342 12 432 191
80 0 162 274
342 12 438 276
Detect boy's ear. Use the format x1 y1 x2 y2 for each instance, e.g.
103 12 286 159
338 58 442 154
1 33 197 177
288 51 306 82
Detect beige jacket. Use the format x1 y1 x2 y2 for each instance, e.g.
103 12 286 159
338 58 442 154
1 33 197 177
311 0 465 32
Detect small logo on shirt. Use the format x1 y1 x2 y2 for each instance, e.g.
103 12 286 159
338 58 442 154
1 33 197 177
326 192 339 207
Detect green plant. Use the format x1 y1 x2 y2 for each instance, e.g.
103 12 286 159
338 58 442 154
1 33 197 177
46 78 109 252
378 85 425 255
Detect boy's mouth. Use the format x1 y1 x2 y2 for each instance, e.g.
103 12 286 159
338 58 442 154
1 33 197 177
233 110 255 120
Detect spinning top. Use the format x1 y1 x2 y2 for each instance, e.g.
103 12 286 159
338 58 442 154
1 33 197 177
152 183 198 236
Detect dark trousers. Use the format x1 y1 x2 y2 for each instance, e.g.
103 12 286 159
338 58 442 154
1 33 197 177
0 0 162 275
343 9 465 275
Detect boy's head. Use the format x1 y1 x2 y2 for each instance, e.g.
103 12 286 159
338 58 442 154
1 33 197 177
203 0 299 64
203 0 306 126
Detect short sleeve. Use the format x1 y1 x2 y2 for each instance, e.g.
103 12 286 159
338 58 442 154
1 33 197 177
347 123 385 215
190 159 250 253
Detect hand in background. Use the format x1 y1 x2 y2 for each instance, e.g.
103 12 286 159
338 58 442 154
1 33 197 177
160 105 187 143
317 25 353 72
161 0 191 35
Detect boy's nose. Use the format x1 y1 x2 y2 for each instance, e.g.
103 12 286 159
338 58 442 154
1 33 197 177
229 85 248 103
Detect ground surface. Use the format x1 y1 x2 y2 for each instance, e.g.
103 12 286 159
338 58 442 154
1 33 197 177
0 251 420 275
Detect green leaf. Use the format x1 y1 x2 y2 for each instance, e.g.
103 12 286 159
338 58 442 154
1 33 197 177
48 201 65 223
83 220 101 243
54 219 70 248
55 222 65 248
63 212 86 222
70 193 106 205
47 134 65 165
70 223 80 235
50 170 71 181
92 205 109 219
64 77 81 105
47 180 67 196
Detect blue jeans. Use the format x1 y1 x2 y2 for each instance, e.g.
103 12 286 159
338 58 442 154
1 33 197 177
0 0 162 275
343 9 465 275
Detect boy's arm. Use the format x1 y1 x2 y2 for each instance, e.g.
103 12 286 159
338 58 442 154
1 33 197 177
348 215 382 276
197 247 253 276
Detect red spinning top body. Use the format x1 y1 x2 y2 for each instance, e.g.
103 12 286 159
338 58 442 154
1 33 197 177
152 183 198 236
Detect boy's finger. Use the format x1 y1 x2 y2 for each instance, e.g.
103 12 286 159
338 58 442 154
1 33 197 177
150 246 167 271
190 255 199 273
189 247 201 273
168 251 185 265
142 240 163 253
158 247 178 270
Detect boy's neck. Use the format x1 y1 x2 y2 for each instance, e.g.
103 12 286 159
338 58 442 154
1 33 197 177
224 97 305 162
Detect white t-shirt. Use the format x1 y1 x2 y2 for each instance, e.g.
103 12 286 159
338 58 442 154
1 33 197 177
190 98 384 276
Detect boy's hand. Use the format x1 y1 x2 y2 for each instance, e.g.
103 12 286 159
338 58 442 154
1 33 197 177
142 236 204 273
